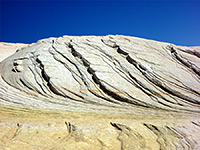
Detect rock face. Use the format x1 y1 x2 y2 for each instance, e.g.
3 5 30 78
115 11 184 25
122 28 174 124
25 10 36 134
0 35 200 150
0 42 27 62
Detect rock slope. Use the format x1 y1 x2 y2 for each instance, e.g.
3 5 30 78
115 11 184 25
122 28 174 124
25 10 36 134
0 35 200 113
0 35 200 149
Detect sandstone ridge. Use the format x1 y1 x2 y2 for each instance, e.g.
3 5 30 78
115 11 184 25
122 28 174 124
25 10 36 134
0 35 200 113
0 35 200 150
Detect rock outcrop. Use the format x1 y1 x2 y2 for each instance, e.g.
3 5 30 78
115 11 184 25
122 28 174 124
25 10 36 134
0 42 27 62
0 35 199 149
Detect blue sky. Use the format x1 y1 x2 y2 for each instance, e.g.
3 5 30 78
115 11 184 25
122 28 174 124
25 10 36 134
1 1 200 46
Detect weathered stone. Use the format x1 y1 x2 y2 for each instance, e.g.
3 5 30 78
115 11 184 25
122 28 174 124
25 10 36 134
0 35 199 149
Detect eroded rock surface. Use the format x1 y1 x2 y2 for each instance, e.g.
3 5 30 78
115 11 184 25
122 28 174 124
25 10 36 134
0 35 200 149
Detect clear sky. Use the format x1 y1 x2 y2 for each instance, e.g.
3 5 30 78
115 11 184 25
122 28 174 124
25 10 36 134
1 1 200 46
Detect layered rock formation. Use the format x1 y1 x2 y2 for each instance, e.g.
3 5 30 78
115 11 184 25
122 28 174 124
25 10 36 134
0 35 200 149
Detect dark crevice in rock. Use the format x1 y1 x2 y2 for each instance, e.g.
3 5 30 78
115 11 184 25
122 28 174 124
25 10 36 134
110 122 123 131
153 71 200 97
116 46 129 55
170 47 200 77
68 43 90 67
62 87 84 99
19 78 34 91
173 46 200 59
194 51 200 58
35 57 64 97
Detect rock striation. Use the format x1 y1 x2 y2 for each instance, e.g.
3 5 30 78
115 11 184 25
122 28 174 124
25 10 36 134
0 35 200 149
1 35 200 113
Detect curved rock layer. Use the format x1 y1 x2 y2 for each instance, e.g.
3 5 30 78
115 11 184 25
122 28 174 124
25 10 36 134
0 35 200 113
